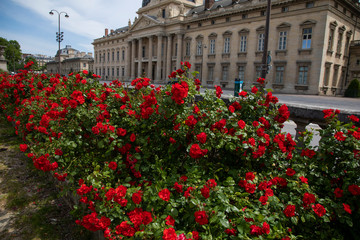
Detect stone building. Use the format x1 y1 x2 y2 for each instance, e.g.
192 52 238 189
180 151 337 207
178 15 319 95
47 45 94 75
92 0 360 95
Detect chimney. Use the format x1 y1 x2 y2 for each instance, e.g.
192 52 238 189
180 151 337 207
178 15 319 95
110 29 114 34
105 28 109 36
205 0 215 9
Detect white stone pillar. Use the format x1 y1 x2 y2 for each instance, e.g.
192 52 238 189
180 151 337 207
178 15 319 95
148 36 153 80
176 33 183 69
138 38 143 77
126 42 131 81
166 34 173 79
156 34 163 82
131 39 136 79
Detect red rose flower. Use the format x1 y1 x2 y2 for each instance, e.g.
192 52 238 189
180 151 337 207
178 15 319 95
115 221 135 237
245 172 255 181
173 182 183 193
334 187 343 198
343 203 352 214
201 185 210 199
189 144 208 159
117 128 127 136
334 131 346 141
132 191 142 204
312 203 326 217
250 225 262 236
194 210 208 225
283 204 296 218
159 188 171 201
245 183 256 194
303 192 316 207
108 161 117 170
286 168 296 176
348 185 360 196
196 132 207 144
163 228 177 240
262 222 270 234
259 195 268 205
192 231 199 240
130 133 136 142
19 144 28 152
165 215 175 226
299 176 308 184
237 120 246 129
215 85 223 98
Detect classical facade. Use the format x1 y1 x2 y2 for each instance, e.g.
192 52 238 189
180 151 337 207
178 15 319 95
0 45 7 72
47 45 94 75
92 0 360 95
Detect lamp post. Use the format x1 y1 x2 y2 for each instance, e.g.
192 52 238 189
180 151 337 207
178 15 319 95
49 9 69 75
261 0 271 80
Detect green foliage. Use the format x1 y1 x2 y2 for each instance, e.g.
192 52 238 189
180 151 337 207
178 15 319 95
0 67 359 240
0 36 22 72
344 79 360 98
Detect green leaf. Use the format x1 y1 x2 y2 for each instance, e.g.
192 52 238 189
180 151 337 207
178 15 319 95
220 218 230 228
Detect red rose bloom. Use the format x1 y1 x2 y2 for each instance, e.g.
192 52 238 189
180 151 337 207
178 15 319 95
165 215 175 226
286 168 296 176
194 210 208 225
163 228 177 240
201 185 210 199
192 231 199 240
334 131 346 141
189 144 208 159
245 172 255 181
215 85 223 98
348 185 360 196
171 81 189 105
312 203 326 217
303 192 316 207
343 203 352 214
19 144 28 152
250 225 262 236
173 182 183 193
130 133 136 142
334 187 343 198
262 222 270 234
132 191 142 204
108 161 117 170
117 128 127 136
115 221 135 237
159 188 171 201
299 176 308 184
245 183 256 194
237 120 246 129
283 204 296 217
196 132 207 144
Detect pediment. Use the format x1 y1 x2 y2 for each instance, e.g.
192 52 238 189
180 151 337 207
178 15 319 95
277 22 291 29
130 15 162 31
300 20 317 26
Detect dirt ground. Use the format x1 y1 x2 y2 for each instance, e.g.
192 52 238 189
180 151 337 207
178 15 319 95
0 115 92 240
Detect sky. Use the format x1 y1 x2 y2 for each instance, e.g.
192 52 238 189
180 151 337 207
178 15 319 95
0 0 143 57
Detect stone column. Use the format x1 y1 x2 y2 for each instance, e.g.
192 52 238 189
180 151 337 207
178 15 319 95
176 33 183 69
138 38 143 77
131 39 136 79
156 35 163 82
166 34 173 79
148 36 153 80
126 42 131 81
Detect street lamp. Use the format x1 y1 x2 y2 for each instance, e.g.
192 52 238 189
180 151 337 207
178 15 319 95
49 9 69 75
260 0 271 80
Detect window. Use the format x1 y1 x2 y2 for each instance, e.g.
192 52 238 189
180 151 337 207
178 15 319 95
282 6 289 12
357 60 360 65
256 66 262 79
198 23 202 27
336 31 343 54
142 46 146 58
107 52 110 62
83 63 86 68
240 35 247 52
95 54 98 63
107 67 110 76
261 10 266 16
117 51 120 61
122 50 125 61
238 66 245 81
112 67 114 76
187 25 190 29
195 65 201 79
208 66 214 81
278 31 287 50
328 29 334 51
242 14 248 19
302 28 312 49
222 66 229 81
224 37 230 53
175 43 178 56
103 68 105 76
275 66 284 84
226 17 230 22
122 67 125 76
197 41 203 55
209 39 216 54
117 67 119 76
211 20 215 25
306 2 314 8
162 9 166 18
344 34 351 56
103 53 105 63
323 63 331 86
112 52 114 61
186 42 191 56
258 33 265 51
298 66 308 85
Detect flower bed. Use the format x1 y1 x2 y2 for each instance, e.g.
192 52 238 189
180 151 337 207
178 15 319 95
0 62 359 239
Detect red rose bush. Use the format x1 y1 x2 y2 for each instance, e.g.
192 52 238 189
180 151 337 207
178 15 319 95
0 61 359 239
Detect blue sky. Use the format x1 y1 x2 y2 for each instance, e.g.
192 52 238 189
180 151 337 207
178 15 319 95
0 0 142 56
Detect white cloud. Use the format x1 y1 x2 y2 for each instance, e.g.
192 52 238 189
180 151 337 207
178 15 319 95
11 0 142 39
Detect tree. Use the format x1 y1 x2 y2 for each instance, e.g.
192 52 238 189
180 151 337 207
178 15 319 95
25 56 39 70
0 37 22 72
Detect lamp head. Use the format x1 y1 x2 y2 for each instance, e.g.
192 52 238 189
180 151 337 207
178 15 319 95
49 11 54 15
65 14 69 18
